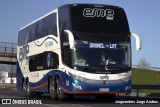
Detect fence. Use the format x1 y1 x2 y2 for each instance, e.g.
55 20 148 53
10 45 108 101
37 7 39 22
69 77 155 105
132 84 160 97
132 65 160 72
0 41 17 54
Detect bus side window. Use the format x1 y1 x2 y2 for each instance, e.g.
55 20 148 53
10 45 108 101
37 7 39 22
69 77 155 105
51 57 54 68
61 32 72 67
29 52 59 71
51 52 59 69
45 52 59 69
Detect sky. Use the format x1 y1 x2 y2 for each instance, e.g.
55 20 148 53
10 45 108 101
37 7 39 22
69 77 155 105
0 0 160 67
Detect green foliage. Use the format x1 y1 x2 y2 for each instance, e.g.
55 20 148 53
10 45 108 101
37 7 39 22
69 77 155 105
76 58 86 64
132 68 160 93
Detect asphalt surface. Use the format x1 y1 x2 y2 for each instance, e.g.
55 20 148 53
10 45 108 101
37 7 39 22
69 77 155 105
0 89 160 107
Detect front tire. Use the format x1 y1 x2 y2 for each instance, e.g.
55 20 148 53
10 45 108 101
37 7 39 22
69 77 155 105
56 78 68 101
22 80 26 92
25 80 34 98
49 78 58 100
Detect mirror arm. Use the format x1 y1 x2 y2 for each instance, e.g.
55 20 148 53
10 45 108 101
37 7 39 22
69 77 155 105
131 32 142 51
64 30 75 49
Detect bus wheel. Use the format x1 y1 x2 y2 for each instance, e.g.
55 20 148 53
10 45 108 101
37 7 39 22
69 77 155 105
25 81 34 98
56 78 68 101
49 78 58 100
22 80 26 92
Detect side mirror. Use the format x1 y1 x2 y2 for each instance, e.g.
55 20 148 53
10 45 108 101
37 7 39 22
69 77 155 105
131 32 142 51
64 30 75 49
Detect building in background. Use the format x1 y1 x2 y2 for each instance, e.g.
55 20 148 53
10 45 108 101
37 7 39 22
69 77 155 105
0 71 16 84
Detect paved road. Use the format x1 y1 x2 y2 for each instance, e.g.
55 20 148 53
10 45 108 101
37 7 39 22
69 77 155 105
0 89 160 107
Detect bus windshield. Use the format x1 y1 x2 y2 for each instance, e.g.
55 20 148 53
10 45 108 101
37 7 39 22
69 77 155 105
71 4 129 34
74 40 131 73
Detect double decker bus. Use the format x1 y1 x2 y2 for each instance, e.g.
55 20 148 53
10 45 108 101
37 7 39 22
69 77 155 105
17 4 141 101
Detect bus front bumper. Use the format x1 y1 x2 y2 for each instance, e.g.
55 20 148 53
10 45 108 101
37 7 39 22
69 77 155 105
61 79 132 95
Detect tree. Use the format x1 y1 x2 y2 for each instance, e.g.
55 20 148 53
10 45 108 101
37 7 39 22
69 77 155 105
138 58 151 68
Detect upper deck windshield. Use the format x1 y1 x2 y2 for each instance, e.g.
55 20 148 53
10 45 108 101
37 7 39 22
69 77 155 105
71 4 129 34
74 39 131 74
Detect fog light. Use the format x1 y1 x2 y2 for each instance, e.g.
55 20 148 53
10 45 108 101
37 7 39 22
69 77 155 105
72 83 82 90
125 85 131 90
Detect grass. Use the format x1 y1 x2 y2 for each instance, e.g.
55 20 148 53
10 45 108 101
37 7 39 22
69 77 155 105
132 68 160 93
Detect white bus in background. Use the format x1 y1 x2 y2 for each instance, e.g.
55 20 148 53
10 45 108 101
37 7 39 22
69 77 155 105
17 4 141 101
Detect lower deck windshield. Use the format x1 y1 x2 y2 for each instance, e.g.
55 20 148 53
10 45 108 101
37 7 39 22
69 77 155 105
74 40 131 74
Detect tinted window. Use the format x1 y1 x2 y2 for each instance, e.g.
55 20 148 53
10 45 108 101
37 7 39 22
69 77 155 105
35 13 57 40
61 32 72 67
18 28 29 46
71 5 129 34
29 52 59 71
18 13 57 46
58 5 71 34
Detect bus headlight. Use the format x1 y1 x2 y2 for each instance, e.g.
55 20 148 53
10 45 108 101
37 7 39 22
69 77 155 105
118 72 131 77
68 72 87 82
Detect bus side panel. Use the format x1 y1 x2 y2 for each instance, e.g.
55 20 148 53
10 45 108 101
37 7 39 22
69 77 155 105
16 61 24 91
28 70 61 93
29 72 53 93
28 70 70 93
24 69 131 94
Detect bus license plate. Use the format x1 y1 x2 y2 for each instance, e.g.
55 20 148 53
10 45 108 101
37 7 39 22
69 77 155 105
99 88 109 92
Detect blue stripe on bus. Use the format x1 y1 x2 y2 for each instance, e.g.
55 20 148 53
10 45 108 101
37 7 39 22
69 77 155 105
17 63 131 93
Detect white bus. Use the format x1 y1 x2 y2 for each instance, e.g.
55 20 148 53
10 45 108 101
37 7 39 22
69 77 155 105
17 4 141 101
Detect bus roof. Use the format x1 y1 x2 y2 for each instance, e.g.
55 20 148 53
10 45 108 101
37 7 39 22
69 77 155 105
19 3 122 31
